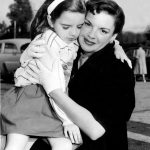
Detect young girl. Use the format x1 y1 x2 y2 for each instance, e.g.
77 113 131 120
1 0 91 150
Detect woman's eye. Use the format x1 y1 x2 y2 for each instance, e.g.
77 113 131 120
84 22 90 26
101 30 108 34
77 25 83 29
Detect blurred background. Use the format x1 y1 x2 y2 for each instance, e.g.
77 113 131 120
0 0 150 82
0 0 150 150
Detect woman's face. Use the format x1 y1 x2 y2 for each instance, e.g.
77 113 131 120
79 11 117 53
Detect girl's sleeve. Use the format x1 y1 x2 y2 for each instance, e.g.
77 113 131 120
48 59 74 126
15 32 50 87
50 98 74 126
14 42 35 86
14 60 39 86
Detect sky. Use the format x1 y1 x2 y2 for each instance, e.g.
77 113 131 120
0 0 150 33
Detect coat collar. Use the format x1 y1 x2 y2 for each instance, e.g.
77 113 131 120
78 42 115 65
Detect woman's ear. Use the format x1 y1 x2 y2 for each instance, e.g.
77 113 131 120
47 15 54 28
110 34 117 43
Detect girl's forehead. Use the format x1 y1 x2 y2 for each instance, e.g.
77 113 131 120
58 11 85 23
60 10 85 17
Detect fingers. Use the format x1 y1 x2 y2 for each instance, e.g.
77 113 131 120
64 128 75 144
25 75 39 84
26 66 38 80
27 45 46 58
127 59 132 69
72 130 82 145
64 125 82 144
64 128 69 138
23 70 39 84
32 38 47 46
121 57 125 63
26 38 47 59
68 131 75 144
114 39 120 45
34 59 44 70
25 61 39 84
27 60 40 75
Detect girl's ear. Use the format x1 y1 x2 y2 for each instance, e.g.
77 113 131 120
110 33 117 43
47 15 54 28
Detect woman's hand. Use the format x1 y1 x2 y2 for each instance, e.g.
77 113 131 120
64 123 83 144
114 40 132 68
26 38 47 59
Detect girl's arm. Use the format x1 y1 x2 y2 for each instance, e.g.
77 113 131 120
50 89 105 140
27 59 105 140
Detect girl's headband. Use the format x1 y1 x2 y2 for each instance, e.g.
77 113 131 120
47 0 65 15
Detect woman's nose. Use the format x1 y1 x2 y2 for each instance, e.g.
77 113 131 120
88 28 96 39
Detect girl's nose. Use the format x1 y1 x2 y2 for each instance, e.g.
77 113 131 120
70 28 78 37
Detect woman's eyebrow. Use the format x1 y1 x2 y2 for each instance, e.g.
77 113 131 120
100 27 110 31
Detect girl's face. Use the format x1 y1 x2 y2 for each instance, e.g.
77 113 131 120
79 11 117 53
49 11 85 44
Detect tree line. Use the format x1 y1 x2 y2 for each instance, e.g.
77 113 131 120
0 0 150 51
0 0 33 39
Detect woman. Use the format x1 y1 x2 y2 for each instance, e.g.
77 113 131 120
134 44 147 82
19 0 135 149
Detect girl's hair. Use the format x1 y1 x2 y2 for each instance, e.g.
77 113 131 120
86 0 125 34
30 0 86 40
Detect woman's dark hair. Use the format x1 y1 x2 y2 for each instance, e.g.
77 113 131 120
30 0 86 40
86 0 125 34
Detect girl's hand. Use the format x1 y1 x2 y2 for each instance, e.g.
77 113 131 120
64 123 83 145
114 40 132 68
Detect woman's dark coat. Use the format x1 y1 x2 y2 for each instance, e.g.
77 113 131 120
68 43 135 150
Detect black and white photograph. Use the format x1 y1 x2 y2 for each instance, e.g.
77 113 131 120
0 0 150 150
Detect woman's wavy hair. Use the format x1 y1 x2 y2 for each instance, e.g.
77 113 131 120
86 0 125 34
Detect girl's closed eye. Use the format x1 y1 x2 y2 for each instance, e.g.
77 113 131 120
62 25 70 30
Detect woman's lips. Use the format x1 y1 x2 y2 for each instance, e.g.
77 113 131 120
84 37 95 46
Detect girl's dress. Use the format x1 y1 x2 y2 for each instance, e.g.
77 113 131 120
1 30 78 137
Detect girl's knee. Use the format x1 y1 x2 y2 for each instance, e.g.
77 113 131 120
49 137 72 150
0 135 6 150
4 133 29 150
60 140 72 150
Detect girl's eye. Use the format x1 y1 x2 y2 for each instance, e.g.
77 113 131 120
63 26 69 30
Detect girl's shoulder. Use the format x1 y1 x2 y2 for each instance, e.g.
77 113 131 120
41 29 56 41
